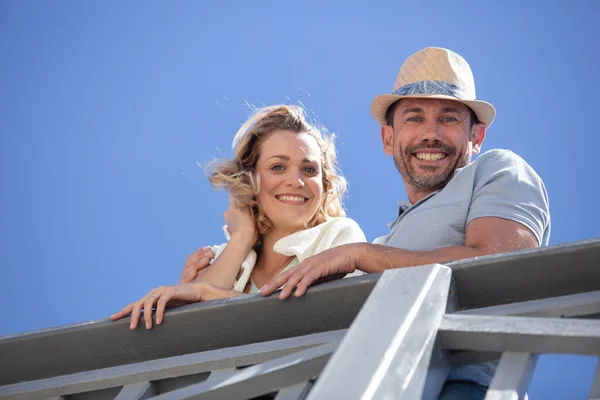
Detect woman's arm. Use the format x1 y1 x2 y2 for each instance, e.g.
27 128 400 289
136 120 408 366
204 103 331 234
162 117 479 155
110 282 245 330
193 234 255 289
192 195 257 289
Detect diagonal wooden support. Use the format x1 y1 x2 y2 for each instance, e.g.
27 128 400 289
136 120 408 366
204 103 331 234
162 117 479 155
115 381 157 400
0 330 344 400
306 264 453 400
149 340 339 400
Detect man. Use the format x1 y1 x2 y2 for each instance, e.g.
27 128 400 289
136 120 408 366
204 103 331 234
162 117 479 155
181 47 551 398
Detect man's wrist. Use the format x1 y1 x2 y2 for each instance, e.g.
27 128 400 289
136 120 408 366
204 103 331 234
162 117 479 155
354 243 394 273
349 242 372 272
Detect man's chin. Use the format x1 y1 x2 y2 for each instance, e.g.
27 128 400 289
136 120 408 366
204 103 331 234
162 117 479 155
408 169 453 190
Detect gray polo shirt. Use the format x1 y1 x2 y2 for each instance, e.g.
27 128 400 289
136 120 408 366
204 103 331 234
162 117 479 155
374 149 550 250
373 149 551 387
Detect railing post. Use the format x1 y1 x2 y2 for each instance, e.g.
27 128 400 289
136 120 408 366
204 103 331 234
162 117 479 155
307 264 452 399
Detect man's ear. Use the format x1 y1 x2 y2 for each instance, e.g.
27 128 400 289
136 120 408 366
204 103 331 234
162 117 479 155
381 125 394 155
470 123 486 155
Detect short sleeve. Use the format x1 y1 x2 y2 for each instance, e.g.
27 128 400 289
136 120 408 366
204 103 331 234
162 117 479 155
467 150 551 246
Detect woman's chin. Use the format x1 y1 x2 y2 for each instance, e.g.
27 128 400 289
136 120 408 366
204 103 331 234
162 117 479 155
269 219 311 234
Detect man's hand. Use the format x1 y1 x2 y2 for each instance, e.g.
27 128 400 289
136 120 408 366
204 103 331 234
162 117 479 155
260 244 363 300
179 246 215 283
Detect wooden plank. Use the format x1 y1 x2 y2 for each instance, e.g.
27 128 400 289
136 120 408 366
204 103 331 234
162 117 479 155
115 382 157 400
2 239 599 388
439 314 600 355
0 330 344 400
0 275 376 385
484 352 537 400
307 264 452 400
448 239 600 310
456 290 600 318
149 340 338 400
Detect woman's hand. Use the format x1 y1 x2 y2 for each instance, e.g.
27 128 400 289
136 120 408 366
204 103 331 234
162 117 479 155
110 282 244 330
224 194 257 240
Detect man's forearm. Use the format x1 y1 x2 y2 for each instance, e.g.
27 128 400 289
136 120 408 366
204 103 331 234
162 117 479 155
353 217 541 273
354 243 494 273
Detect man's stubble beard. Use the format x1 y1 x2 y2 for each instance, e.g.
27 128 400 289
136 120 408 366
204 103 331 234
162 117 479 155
393 142 472 191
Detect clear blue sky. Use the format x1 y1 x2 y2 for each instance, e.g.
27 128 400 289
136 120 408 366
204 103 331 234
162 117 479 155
1 1 599 397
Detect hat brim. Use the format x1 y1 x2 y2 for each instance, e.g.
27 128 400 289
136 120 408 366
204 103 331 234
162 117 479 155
370 93 496 128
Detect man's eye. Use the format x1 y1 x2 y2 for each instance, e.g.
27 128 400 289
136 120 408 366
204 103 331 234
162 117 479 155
407 117 421 122
442 117 458 122
271 164 285 171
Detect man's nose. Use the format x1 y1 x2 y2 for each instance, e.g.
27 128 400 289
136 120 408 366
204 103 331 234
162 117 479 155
421 120 442 141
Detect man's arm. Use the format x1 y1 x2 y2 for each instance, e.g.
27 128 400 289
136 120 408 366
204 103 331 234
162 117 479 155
260 216 538 299
357 216 538 273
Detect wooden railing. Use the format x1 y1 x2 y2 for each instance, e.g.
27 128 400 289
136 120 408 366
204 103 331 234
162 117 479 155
1 239 599 399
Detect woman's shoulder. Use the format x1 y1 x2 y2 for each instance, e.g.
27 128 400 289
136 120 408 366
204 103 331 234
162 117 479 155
316 216 363 233
273 217 366 260
303 217 366 249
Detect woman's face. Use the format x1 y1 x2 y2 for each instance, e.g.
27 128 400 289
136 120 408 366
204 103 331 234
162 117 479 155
255 130 324 234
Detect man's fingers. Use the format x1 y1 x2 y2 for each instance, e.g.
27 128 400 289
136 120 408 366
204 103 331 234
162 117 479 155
294 275 317 298
186 249 213 263
260 273 289 296
279 273 305 300
185 248 213 265
178 274 193 284
193 258 210 271
180 246 214 284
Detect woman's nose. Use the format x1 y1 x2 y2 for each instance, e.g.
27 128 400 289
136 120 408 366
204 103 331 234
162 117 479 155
286 172 305 188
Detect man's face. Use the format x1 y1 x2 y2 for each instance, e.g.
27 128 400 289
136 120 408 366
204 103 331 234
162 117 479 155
381 98 486 192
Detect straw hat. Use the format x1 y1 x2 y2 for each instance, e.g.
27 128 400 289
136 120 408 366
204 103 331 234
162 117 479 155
370 47 496 127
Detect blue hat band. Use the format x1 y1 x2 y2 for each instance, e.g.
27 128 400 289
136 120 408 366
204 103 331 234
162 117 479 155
392 80 472 100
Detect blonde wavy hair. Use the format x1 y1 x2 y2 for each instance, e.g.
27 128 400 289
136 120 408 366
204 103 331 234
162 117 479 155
206 105 347 237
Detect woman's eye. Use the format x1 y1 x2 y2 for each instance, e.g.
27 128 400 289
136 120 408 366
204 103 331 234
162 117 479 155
271 164 285 172
303 166 318 174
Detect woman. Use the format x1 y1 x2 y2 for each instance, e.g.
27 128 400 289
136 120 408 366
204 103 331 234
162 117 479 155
111 105 366 330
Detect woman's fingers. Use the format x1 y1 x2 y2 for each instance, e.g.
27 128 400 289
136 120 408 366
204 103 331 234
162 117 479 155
155 290 174 325
129 300 144 330
110 303 133 321
143 294 157 329
114 283 238 330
